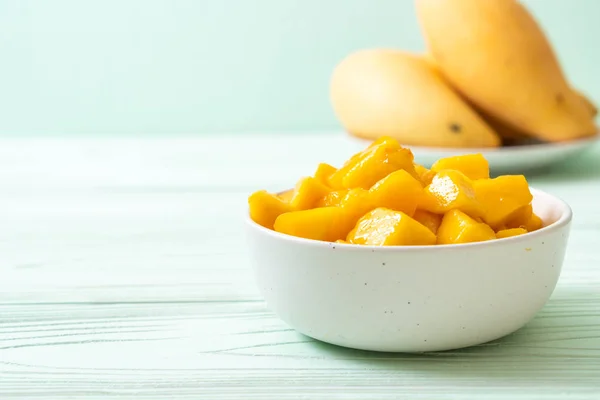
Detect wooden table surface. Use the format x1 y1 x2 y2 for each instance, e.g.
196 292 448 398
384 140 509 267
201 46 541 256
1 134 600 399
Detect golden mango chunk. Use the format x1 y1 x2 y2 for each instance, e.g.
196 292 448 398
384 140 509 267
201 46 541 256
419 170 483 218
369 169 423 216
347 208 436 246
496 228 528 239
367 135 403 150
431 153 490 180
249 190 291 229
339 188 375 224
437 209 496 245
474 175 533 229
329 137 417 190
316 189 348 207
414 164 436 186
327 137 400 189
503 204 543 232
523 212 543 232
274 207 347 242
277 189 294 202
413 209 443 234
290 177 331 210
504 204 533 229
343 145 417 189
314 163 337 186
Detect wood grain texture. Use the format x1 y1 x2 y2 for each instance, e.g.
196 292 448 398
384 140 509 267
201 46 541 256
1 134 600 399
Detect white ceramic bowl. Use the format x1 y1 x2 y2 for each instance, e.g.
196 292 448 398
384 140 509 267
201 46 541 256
245 188 572 353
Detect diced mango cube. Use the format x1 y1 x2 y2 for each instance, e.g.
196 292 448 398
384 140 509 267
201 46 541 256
474 175 533 229
431 154 490 180
413 209 443 234
339 188 375 223
503 204 542 232
346 208 436 246
277 189 294 202
523 212 543 232
419 170 483 218
437 209 496 245
343 145 417 189
328 137 417 190
314 163 337 186
274 207 348 242
290 177 331 210
367 136 403 150
504 204 533 229
369 169 423 216
316 189 348 207
327 137 399 188
496 228 528 239
414 164 436 186
248 190 291 229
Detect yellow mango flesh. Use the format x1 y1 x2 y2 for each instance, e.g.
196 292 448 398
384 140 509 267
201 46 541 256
504 203 533 229
328 136 401 189
249 136 538 246
413 209 443 234
437 209 496 244
314 163 337 186
431 153 490 180
338 188 375 225
414 164 436 186
523 213 543 232
344 145 416 189
496 227 527 239
290 177 331 210
347 208 436 246
474 175 533 229
249 190 291 229
328 137 417 190
277 189 294 202
419 170 483 218
369 169 423 216
316 189 348 207
274 207 348 242
502 203 543 232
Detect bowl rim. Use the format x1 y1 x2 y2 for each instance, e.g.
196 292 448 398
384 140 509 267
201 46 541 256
245 187 572 252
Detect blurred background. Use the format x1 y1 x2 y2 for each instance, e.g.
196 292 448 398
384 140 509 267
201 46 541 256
0 0 597 136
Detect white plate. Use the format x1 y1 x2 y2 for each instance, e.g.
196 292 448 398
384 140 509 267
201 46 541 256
346 134 599 175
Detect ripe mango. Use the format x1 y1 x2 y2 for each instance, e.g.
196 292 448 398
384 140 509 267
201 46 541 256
330 49 501 148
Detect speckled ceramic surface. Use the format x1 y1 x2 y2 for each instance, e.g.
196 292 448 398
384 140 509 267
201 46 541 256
246 188 572 352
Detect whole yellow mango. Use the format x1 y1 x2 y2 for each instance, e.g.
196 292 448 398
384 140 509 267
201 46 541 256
330 49 501 148
416 0 597 142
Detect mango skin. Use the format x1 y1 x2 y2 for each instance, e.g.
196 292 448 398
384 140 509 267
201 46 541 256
330 49 500 148
416 0 597 142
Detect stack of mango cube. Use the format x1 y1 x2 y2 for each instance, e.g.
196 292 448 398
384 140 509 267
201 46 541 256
248 137 542 246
